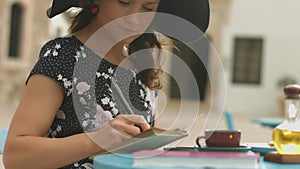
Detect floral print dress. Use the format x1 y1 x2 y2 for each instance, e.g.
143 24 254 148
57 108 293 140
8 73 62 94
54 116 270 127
27 36 155 169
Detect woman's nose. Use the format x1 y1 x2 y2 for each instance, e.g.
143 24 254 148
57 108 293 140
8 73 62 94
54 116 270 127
124 7 143 25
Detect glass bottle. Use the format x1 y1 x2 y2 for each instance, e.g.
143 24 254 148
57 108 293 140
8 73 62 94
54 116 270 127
273 84 300 154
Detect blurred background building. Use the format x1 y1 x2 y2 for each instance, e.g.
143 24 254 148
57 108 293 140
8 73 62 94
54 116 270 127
222 0 300 116
0 0 68 105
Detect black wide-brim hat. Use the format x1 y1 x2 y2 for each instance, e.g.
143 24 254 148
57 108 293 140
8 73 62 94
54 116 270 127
47 0 210 32
47 0 81 18
156 0 210 33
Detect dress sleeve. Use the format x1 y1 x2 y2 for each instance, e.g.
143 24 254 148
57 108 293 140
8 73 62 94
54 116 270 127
26 39 76 96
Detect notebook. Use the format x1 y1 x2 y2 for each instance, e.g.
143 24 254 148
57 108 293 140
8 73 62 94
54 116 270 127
90 127 188 158
133 150 260 169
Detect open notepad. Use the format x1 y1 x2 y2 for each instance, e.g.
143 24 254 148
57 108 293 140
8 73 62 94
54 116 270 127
90 127 188 158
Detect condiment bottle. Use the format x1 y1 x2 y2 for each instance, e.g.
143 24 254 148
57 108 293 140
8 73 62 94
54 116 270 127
273 84 300 154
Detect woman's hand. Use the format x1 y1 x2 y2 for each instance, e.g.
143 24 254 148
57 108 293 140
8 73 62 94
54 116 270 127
88 114 151 152
111 114 151 136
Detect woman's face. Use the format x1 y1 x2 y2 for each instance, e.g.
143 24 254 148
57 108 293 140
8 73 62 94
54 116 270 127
94 0 160 44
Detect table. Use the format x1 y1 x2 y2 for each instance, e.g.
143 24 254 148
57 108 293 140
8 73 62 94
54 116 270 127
0 129 8 154
251 118 283 128
94 153 300 169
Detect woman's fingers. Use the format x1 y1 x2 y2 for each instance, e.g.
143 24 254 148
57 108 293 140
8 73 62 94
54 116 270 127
112 114 151 135
88 124 130 151
112 122 141 136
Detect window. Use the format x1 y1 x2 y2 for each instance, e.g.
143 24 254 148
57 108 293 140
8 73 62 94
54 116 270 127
8 3 23 58
232 38 263 84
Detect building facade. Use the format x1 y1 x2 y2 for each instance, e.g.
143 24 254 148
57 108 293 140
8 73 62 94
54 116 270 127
0 0 69 105
222 0 300 116
0 0 50 104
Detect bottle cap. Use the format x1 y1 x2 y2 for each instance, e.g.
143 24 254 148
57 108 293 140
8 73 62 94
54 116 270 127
284 84 300 99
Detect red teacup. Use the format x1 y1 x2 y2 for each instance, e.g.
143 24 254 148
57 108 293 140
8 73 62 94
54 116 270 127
196 130 241 147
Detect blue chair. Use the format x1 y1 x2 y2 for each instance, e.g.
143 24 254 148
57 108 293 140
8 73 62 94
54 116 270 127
0 128 8 154
224 111 235 130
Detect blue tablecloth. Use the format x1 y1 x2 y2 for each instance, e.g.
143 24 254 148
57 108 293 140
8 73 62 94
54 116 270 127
0 129 8 154
94 153 300 169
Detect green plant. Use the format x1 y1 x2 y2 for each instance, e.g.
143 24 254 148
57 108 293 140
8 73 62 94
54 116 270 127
277 76 297 89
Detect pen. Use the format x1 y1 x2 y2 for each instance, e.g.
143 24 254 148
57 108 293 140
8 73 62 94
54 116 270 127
111 77 135 115
111 77 143 132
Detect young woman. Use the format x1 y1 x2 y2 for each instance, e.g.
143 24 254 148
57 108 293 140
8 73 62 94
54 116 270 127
3 0 210 168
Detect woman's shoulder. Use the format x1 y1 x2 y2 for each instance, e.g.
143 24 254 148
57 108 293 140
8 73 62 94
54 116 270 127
34 36 82 75
38 35 84 61
30 36 83 93
42 35 82 50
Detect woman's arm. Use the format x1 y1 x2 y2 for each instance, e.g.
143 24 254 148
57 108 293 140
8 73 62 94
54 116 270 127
3 74 150 169
3 74 102 169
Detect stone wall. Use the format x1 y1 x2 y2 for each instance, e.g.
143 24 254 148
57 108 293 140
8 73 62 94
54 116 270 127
0 0 51 104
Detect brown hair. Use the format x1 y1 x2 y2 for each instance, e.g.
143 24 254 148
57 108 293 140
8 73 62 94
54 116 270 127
129 33 163 90
69 0 97 33
69 0 163 89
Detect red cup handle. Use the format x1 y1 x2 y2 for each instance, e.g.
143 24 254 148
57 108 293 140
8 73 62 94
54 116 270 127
196 136 206 148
